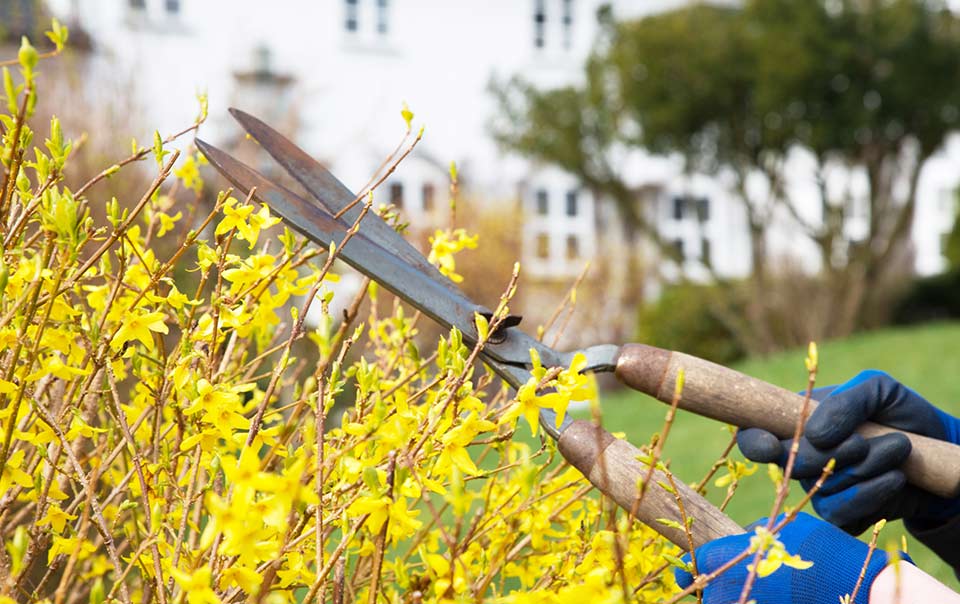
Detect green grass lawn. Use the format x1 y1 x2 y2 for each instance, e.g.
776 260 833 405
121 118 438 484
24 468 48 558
586 321 960 589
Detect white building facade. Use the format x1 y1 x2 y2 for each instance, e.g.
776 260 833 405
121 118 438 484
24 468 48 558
40 0 960 294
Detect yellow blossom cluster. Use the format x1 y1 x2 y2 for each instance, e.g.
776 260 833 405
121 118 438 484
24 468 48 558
0 26 712 604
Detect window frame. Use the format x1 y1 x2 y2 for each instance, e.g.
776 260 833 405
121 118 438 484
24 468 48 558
422 182 435 212
535 189 549 216
565 189 578 217
671 196 685 221
561 0 573 49
535 232 550 259
345 0 359 33
376 0 389 34
389 182 404 208
565 234 579 260
533 0 546 49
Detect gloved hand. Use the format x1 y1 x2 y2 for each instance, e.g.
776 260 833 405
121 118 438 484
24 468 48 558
674 512 900 604
737 370 960 570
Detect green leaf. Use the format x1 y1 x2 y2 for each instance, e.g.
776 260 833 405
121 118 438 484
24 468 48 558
662 553 693 573
657 480 676 495
3 67 17 114
656 518 684 532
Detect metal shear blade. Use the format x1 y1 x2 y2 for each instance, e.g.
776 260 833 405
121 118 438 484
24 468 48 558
197 110 626 439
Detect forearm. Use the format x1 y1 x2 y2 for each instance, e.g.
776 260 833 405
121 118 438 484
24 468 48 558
870 562 960 603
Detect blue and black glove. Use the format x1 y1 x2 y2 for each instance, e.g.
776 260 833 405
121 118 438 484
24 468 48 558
737 370 960 571
674 512 901 604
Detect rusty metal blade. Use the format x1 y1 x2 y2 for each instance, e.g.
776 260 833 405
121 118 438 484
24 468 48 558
196 139 347 242
228 107 462 296
197 137 571 439
197 139 541 365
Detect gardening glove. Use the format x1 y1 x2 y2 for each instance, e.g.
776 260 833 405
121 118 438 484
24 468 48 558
737 370 960 573
674 512 902 604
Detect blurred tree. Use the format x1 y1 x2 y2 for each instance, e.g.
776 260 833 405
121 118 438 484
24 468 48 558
491 0 960 353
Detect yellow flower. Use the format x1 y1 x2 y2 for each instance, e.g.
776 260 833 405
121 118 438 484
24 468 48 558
245 203 280 248
25 354 90 382
47 535 97 564
748 526 814 578
435 440 482 476
184 379 249 437
501 378 567 438
155 210 182 237
348 495 390 533
110 308 168 351
174 153 204 193
715 460 758 488
37 504 77 534
215 196 254 238
169 566 219 604
219 563 263 594
428 228 478 283
215 198 278 248
1 450 33 493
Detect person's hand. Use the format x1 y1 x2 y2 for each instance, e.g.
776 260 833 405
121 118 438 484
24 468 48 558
737 370 960 536
674 512 900 604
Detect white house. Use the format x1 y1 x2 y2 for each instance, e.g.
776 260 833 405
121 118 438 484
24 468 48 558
37 0 960 305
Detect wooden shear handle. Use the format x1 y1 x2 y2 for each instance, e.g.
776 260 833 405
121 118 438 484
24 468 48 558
614 343 960 499
558 419 744 549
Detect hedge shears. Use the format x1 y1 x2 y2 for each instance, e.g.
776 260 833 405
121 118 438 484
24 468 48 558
197 109 960 550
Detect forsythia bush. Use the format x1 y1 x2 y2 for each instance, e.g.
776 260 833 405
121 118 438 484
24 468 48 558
0 25 687 604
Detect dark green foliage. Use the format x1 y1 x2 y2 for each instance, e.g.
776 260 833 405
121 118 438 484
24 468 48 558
893 270 960 324
494 0 960 346
944 202 960 271
637 283 746 365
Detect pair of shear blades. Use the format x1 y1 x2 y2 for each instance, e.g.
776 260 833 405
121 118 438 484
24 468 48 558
196 109 619 440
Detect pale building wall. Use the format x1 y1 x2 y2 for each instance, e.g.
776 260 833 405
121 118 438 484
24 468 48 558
42 0 960 310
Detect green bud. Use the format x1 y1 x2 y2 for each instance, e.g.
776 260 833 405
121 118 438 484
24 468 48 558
9 525 28 575
362 466 381 492
45 18 69 52
18 37 38 73
89 577 105 604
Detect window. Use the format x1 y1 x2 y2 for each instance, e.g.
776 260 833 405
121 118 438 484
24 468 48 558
701 237 711 266
165 0 179 13
534 0 546 48
377 0 389 34
422 183 435 212
562 0 574 49
697 197 710 222
565 190 578 217
535 189 549 215
129 0 146 9
536 233 550 259
672 238 685 260
345 0 359 32
566 235 579 259
390 182 404 208
672 196 685 221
